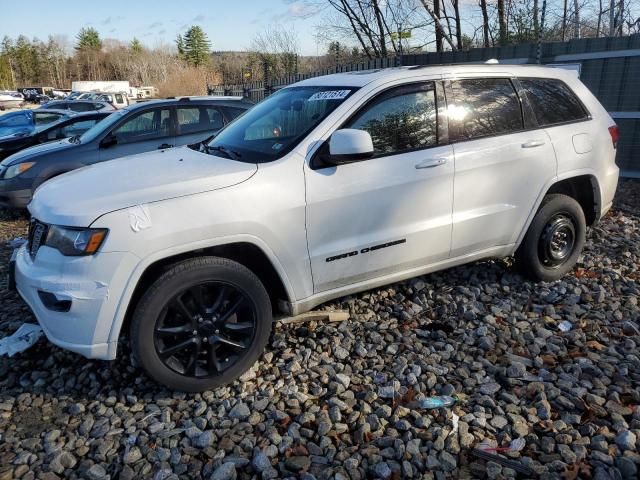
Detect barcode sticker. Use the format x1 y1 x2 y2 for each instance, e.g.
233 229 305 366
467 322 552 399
308 90 351 101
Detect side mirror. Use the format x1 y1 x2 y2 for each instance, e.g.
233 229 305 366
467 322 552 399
100 133 117 148
327 129 374 165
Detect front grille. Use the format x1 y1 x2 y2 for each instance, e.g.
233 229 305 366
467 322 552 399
27 218 48 259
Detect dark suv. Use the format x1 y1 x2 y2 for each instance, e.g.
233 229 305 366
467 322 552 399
0 97 252 208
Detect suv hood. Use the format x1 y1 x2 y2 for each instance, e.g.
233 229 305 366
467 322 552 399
0 138 74 166
30 146 258 226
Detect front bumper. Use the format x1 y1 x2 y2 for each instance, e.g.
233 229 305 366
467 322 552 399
14 245 139 359
0 176 32 208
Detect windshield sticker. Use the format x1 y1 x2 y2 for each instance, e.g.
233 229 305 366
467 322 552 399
308 90 351 102
272 143 283 150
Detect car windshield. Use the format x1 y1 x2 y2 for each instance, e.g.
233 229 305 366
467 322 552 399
79 109 125 143
206 86 357 163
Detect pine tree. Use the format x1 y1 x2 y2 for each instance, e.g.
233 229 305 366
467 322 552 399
175 34 185 59
75 27 102 51
182 26 211 67
130 37 143 54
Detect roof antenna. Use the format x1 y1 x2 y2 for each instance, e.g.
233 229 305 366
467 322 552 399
485 59 499 64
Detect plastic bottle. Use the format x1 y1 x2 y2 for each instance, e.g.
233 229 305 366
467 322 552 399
412 395 457 409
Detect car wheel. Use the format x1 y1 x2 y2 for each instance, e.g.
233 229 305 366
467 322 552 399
515 194 586 282
131 256 272 392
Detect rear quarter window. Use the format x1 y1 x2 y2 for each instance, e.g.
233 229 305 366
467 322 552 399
519 78 589 126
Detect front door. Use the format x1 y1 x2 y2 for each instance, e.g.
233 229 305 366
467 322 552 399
305 82 454 293
99 106 174 161
445 77 557 257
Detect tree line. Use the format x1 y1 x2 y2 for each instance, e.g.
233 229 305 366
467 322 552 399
0 26 220 95
1 2 638 93
316 0 639 57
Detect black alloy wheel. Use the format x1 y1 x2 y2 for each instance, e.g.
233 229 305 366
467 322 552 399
154 282 257 378
131 257 272 392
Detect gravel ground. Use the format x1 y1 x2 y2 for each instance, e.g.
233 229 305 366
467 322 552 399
0 181 639 480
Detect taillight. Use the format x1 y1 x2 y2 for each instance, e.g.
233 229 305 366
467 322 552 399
608 125 619 148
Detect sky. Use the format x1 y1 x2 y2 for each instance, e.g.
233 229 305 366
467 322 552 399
0 0 325 55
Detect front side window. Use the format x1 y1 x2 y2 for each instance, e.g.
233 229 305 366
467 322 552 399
346 83 437 156
115 94 124 103
207 86 357 163
519 78 589 126
448 78 523 141
112 108 171 144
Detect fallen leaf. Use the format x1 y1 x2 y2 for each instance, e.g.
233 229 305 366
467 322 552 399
585 340 606 351
562 463 579 480
541 355 557 367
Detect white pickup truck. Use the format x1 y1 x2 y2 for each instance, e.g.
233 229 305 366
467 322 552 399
12 64 619 391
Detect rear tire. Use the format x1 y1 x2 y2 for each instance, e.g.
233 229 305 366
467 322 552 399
131 256 272 392
515 194 586 282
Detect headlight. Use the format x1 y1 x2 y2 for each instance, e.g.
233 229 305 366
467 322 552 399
45 226 108 256
4 162 35 179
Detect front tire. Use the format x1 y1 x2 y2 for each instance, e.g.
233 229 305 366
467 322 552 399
515 194 586 282
131 257 272 392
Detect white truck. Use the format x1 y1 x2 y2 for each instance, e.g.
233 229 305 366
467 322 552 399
13 64 619 391
71 81 131 94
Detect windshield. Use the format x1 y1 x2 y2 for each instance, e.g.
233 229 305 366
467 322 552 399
207 86 357 163
79 110 126 143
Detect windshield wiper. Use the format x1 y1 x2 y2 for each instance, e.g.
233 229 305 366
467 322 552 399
206 144 242 161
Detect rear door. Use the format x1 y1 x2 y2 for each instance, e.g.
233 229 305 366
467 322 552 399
99 106 174 161
175 105 226 146
446 76 557 257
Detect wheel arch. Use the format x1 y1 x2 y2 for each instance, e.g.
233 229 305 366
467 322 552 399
515 170 602 249
107 238 294 355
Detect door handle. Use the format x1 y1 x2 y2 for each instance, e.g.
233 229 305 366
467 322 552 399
158 143 173 149
415 157 448 169
521 140 545 148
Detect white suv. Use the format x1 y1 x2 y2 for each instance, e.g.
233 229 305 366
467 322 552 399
12 65 619 391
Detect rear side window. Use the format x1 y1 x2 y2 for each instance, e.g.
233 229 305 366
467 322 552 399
346 82 437 156
115 94 124 103
206 108 224 130
222 106 247 120
448 78 523 141
177 106 221 134
68 102 92 112
519 78 589 126
112 108 172 143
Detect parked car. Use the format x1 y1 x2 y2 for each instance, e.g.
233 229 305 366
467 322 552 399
0 109 72 137
0 97 251 207
94 92 129 109
39 100 116 112
0 92 23 110
9 66 618 391
0 111 111 160
65 91 84 100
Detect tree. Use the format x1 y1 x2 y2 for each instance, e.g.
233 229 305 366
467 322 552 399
498 0 508 45
479 0 490 47
181 26 211 67
130 37 143 55
75 27 102 51
175 34 185 58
